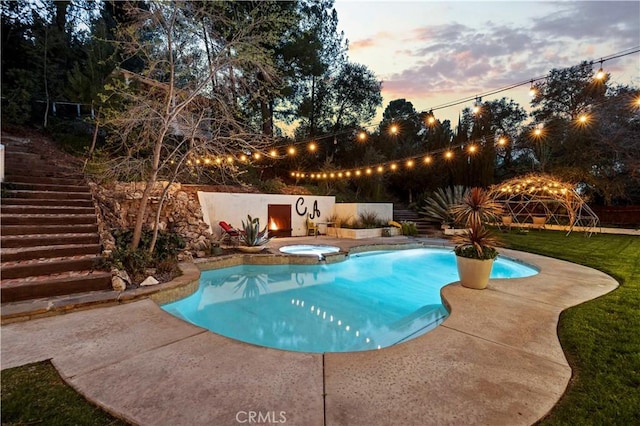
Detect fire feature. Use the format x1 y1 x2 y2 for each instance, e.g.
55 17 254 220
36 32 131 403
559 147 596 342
267 204 292 238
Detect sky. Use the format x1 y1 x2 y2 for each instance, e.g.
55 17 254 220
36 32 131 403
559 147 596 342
333 0 640 125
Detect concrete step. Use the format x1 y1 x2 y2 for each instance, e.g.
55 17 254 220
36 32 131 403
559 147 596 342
0 198 94 207
0 244 102 262
2 213 97 226
4 182 90 193
1 205 95 215
1 175 84 185
2 190 92 200
4 170 85 179
0 270 112 303
1 224 98 236
1 255 102 280
1 233 99 248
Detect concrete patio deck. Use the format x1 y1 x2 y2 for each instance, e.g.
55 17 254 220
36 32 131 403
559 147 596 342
1 237 619 425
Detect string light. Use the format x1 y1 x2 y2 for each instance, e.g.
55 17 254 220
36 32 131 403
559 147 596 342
595 59 605 80
426 110 436 126
529 80 537 97
472 97 482 114
180 48 638 178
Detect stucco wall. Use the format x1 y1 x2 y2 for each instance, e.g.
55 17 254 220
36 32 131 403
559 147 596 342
333 203 393 225
197 192 336 238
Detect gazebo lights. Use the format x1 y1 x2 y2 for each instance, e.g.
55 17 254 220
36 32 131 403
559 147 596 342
489 173 599 235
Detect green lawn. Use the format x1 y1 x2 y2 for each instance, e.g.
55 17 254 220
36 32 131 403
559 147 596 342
1 360 128 425
499 231 640 425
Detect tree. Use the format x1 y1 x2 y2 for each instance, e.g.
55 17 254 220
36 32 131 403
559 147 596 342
528 62 640 204
96 1 282 251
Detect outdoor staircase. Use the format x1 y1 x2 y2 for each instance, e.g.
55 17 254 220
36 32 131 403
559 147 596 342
393 207 435 236
1 135 111 304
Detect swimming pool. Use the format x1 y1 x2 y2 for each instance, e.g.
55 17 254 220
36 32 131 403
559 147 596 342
162 248 538 353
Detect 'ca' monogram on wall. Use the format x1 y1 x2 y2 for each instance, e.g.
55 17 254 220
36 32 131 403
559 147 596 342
295 197 321 219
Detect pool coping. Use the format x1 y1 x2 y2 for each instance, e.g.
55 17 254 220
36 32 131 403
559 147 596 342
0 237 620 425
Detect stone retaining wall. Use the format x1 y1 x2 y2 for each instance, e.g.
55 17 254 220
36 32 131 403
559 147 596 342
90 181 213 260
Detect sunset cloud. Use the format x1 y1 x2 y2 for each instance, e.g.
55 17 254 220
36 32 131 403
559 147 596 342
335 1 639 121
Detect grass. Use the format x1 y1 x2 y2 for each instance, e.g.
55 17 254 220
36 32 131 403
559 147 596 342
1 231 638 424
1 360 129 426
499 230 640 425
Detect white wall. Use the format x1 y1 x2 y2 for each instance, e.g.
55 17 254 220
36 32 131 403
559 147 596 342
197 192 336 237
333 203 393 225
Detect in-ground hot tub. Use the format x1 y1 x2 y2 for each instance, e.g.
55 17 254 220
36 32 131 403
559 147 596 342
278 245 341 258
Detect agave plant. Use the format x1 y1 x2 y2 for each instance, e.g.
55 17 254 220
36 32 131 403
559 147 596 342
451 188 503 260
239 215 272 247
419 186 469 226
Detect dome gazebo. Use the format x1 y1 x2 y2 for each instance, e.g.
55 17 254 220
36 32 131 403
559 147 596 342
489 173 599 235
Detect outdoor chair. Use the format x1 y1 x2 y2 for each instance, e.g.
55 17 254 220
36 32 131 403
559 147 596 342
501 216 513 231
306 217 318 237
219 221 244 245
531 216 547 230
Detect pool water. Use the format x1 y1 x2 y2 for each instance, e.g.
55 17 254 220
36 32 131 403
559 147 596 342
162 248 537 353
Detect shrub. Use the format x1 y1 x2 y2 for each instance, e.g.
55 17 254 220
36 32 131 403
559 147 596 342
358 211 385 228
401 221 418 236
110 228 185 283
420 186 469 226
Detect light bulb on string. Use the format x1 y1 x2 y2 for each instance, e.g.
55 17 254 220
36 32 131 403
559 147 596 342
288 146 296 156
576 113 590 126
444 150 453 159
497 137 507 146
528 80 537 97
269 149 278 158
390 163 397 171
423 155 432 164
468 145 477 154
595 60 605 80
253 152 261 160
472 97 482 114
358 131 367 141
377 166 384 173
406 159 414 168
389 124 399 135
426 110 436 126
308 142 317 152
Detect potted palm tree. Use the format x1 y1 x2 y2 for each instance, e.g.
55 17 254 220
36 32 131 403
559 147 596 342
450 188 503 289
237 215 273 253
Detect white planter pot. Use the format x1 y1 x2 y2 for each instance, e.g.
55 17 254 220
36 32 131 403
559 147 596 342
456 256 495 289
